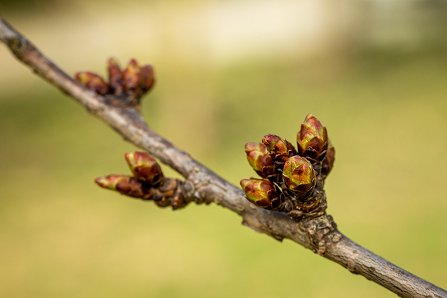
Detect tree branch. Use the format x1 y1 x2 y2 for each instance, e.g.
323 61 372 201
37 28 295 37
1 18 445 298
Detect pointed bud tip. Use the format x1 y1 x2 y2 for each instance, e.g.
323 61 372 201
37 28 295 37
127 58 139 68
262 134 282 149
108 57 120 66
304 113 316 122
94 174 126 190
261 134 295 157
95 176 109 188
303 114 325 133
74 71 108 94
124 151 157 165
75 71 94 83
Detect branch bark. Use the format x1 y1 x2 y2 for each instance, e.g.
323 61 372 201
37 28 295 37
1 18 445 298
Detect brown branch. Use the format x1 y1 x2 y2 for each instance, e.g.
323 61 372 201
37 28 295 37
1 18 445 298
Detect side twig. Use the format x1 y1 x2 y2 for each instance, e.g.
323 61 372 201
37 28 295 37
0 18 445 298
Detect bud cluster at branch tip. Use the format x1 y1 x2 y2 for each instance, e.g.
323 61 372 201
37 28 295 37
95 151 189 209
75 58 155 106
241 114 335 217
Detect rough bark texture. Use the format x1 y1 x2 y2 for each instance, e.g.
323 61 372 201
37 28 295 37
1 18 446 298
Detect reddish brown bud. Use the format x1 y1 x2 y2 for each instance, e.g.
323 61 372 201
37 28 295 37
240 178 279 208
75 71 109 95
139 64 155 94
122 59 141 100
95 175 150 199
262 134 297 162
124 151 163 185
262 134 283 151
321 140 335 176
107 58 124 96
282 156 316 198
244 142 274 178
297 114 328 160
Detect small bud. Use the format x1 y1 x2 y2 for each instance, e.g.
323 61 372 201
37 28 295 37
107 58 124 96
240 178 279 208
297 114 328 160
282 156 316 198
244 142 274 178
139 64 155 94
95 175 150 199
262 134 297 163
262 134 284 151
124 151 163 185
122 59 142 100
75 71 109 95
321 140 335 176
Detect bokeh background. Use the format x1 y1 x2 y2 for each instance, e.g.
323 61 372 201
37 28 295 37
1 0 446 297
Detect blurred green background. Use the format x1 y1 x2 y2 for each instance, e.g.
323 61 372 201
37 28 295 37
1 0 446 297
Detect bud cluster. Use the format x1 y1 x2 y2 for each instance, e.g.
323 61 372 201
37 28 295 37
75 58 155 106
95 151 188 209
241 114 335 216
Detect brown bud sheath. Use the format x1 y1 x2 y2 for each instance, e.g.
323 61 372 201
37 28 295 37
244 142 274 178
122 59 141 100
124 151 163 185
95 175 150 199
297 114 328 160
240 178 279 208
321 140 335 176
139 64 155 94
107 58 124 96
75 71 109 95
282 156 316 198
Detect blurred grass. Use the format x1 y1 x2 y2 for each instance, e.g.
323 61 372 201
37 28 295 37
1 3 447 297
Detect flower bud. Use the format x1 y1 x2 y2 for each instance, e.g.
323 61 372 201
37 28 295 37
262 134 297 163
124 151 163 185
321 140 335 176
240 178 279 208
107 58 124 96
282 156 316 197
262 134 284 152
139 64 155 94
95 175 150 199
244 142 274 178
122 59 142 100
297 114 328 160
75 71 109 95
